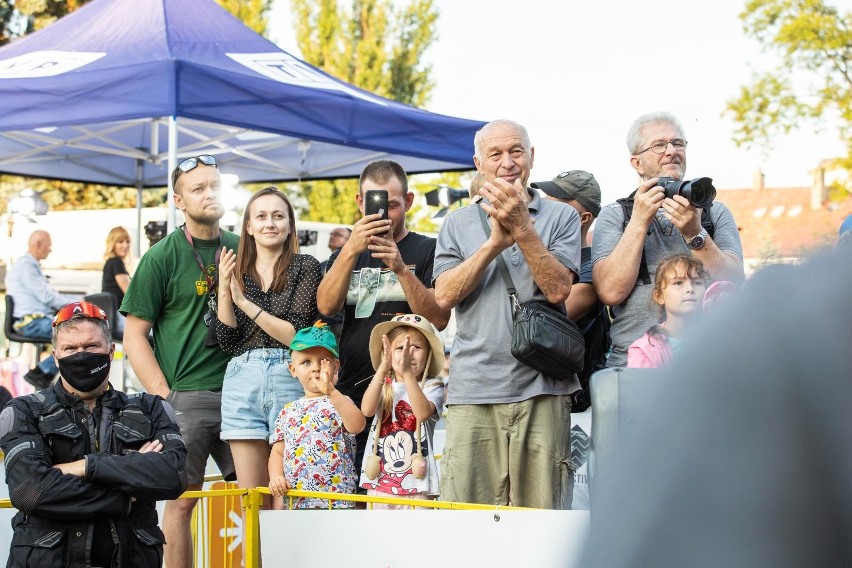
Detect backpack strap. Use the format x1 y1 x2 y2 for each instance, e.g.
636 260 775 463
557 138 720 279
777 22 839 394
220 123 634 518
617 192 716 287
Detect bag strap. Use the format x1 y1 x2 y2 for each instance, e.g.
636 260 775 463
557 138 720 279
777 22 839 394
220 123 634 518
618 190 716 287
477 205 519 309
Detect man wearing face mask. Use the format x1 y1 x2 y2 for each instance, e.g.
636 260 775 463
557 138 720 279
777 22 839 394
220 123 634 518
0 301 188 567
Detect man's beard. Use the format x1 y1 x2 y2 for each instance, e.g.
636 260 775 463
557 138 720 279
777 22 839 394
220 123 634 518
186 205 225 226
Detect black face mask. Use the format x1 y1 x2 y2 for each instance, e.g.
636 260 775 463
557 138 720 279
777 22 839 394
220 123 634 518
57 351 111 393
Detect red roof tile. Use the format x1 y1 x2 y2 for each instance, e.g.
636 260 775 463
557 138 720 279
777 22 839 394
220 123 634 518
715 186 852 259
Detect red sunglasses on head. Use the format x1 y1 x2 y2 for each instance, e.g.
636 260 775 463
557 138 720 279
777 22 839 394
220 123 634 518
53 302 109 328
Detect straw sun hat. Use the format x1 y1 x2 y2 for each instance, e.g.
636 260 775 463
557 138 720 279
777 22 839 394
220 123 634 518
368 314 445 379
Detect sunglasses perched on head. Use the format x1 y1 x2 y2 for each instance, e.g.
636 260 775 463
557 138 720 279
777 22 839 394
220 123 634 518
177 154 217 173
53 302 109 328
171 154 218 190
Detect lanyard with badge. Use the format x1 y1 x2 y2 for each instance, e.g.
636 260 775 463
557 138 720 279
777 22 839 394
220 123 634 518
182 224 222 326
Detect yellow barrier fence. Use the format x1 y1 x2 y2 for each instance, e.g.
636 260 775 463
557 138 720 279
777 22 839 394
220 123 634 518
0 487 532 567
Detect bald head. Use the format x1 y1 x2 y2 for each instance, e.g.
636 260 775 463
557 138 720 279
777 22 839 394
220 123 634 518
28 230 52 261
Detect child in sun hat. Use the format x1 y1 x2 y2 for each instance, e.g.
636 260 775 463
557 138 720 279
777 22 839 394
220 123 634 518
359 314 445 508
268 323 366 509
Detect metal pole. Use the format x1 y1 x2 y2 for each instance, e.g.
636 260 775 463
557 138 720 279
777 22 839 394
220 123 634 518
134 158 144 258
168 116 178 233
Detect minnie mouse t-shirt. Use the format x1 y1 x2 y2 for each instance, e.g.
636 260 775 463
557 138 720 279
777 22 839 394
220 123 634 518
359 379 444 496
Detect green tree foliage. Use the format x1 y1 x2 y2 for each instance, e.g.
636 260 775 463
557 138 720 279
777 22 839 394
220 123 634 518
1 0 83 45
216 0 271 35
285 0 443 223
726 0 852 188
290 0 437 107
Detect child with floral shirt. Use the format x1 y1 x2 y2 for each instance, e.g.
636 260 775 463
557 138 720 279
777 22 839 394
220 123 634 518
268 323 366 509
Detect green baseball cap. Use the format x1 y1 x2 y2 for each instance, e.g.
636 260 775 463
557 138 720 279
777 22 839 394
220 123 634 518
290 323 339 357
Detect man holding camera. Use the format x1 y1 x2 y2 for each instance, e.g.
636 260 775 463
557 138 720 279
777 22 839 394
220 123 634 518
592 111 744 367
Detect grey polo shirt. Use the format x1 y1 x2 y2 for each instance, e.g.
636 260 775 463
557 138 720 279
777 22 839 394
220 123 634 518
433 189 582 404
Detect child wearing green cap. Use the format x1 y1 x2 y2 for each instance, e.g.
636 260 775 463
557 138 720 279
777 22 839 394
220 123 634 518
268 323 366 509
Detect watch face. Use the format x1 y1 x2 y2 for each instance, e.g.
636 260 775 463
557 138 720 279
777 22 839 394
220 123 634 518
689 232 706 249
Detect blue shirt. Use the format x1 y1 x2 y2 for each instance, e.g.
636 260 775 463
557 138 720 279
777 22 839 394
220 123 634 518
4 252 75 318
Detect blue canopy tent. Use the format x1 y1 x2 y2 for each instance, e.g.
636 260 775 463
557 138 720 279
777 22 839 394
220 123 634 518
0 0 485 234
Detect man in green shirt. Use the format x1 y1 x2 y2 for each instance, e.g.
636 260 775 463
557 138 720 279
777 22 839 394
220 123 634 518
121 154 239 568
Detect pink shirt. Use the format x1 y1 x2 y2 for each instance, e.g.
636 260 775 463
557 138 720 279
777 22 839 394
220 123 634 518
627 332 673 369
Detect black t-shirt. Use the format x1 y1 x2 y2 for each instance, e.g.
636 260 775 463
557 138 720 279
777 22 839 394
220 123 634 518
325 231 436 406
102 256 129 305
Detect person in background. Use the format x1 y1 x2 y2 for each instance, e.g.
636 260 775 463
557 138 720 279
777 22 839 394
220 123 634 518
317 159 450 474
268 324 365 509
627 254 708 369
433 119 581 509
0 301 187 567
702 279 737 314
325 227 352 266
360 314 445 508
592 111 744 368
4 229 76 390
101 226 133 336
469 172 486 202
531 170 607 412
216 186 321 510
121 154 238 568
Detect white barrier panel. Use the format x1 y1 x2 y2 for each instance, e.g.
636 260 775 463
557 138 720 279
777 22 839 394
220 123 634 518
260 509 590 567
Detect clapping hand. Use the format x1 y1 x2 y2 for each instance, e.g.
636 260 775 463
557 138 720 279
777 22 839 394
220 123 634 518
393 334 416 379
479 178 532 250
218 248 237 304
374 335 393 379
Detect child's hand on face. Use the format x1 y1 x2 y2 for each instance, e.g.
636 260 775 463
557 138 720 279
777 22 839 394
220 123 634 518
269 475 290 497
311 358 336 395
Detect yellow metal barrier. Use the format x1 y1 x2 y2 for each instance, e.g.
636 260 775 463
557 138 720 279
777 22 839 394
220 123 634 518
0 488 533 567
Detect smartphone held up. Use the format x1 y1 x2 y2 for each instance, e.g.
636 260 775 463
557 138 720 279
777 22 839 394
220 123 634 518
365 189 390 238
365 189 389 220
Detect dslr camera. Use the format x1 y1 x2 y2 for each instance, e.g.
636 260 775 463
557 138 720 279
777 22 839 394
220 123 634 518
656 176 716 209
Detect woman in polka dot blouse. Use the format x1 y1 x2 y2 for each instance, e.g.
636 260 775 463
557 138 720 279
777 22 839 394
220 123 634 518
216 186 322 504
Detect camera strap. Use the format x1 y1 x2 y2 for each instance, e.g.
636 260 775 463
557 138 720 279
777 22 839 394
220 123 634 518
617 192 716 287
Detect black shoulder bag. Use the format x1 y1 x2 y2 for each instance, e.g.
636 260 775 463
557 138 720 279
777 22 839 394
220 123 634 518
477 206 585 380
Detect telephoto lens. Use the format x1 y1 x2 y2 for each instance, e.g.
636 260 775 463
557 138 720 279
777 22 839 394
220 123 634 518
656 176 716 209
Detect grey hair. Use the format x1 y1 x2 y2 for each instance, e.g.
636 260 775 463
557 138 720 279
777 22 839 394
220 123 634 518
52 317 112 346
473 119 531 159
626 111 686 155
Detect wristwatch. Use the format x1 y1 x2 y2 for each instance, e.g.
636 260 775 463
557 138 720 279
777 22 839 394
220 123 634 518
684 228 708 250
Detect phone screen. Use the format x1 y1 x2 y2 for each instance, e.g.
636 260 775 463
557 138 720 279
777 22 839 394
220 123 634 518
364 190 389 220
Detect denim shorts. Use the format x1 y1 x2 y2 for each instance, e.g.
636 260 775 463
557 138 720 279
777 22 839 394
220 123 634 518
220 348 303 441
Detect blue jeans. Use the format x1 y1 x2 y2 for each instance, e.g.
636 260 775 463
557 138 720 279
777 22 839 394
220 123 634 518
18 317 58 376
220 348 303 441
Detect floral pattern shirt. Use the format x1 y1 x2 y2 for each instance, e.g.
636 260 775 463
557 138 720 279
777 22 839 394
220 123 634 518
271 395 358 509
